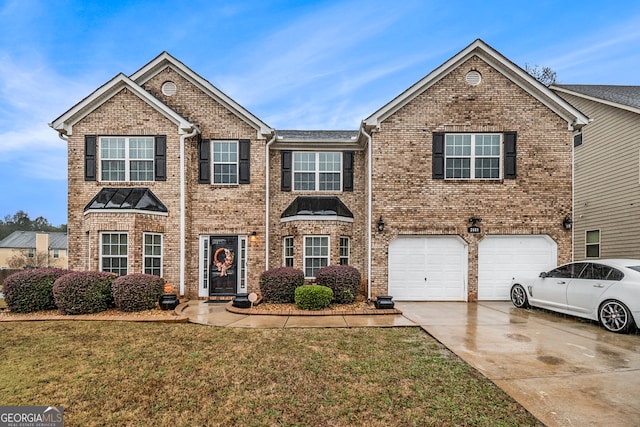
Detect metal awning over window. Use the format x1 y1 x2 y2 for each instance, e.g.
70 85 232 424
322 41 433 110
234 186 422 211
84 188 168 214
281 196 353 222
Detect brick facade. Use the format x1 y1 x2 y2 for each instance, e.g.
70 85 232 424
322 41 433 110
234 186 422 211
53 41 585 302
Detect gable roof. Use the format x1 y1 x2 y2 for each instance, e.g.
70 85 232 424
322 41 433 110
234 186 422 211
0 231 67 250
551 84 640 115
50 73 195 137
363 39 589 131
130 52 273 138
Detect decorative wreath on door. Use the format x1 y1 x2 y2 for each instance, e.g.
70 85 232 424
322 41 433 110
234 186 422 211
213 248 235 277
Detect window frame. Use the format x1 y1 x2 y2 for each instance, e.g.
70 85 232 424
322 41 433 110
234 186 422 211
283 236 294 267
339 237 350 265
142 233 163 277
293 152 342 191
100 232 128 276
444 133 502 180
303 235 330 278
53 249 60 259
585 229 601 258
212 140 239 185
99 136 155 182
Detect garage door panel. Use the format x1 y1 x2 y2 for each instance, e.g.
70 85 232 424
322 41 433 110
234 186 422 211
478 235 557 301
389 236 467 301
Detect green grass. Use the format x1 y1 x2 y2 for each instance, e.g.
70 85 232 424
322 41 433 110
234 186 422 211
0 322 541 426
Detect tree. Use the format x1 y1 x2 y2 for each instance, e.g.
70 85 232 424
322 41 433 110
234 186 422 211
524 63 557 87
0 211 66 241
7 249 49 269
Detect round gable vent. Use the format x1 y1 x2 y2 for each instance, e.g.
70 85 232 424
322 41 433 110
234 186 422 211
465 70 482 86
161 81 177 96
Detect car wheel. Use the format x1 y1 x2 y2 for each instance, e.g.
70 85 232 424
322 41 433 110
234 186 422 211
599 300 634 333
510 284 529 308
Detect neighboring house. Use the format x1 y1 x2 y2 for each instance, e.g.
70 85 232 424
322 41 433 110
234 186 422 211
50 39 587 301
551 84 640 260
0 231 68 269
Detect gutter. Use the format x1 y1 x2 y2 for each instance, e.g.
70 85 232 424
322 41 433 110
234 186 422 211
264 132 277 268
361 124 374 302
179 126 200 296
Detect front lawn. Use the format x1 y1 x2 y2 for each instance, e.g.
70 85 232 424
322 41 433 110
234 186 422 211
0 322 541 426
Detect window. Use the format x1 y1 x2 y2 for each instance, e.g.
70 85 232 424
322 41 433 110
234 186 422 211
213 141 238 184
28 248 35 258
143 233 162 277
586 230 600 258
579 263 623 281
339 237 350 265
547 263 587 279
445 134 501 179
283 236 294 267
101 233 128 275
100 137 154 182
53 249 60 259
304 236 329 278
293 152 341 191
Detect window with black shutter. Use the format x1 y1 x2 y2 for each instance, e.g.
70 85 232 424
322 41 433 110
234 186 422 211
84 135 97 181
281 151 292 191
343 151 354 191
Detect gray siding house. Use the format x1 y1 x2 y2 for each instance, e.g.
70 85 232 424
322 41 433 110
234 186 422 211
551 85 640 259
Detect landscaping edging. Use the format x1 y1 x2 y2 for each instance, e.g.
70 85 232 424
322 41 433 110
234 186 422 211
226 301 402 316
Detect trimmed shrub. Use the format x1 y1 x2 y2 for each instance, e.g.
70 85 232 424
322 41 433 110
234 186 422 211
315 265 362 304
112 274 164 312
53 271 116 315
295 285 333 311
3 268 71 313
259 267 304 303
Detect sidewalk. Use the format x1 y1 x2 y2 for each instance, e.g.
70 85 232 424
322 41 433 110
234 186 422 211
181 300 416 328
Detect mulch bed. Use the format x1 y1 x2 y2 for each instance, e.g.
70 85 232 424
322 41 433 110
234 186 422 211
0 304 188 322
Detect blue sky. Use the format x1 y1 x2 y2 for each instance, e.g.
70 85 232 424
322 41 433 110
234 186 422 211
1 0 640 226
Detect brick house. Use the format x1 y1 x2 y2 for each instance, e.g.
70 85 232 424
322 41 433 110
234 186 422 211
50 39 587 301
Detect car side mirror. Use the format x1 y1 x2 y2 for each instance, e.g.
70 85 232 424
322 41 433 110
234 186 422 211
539 272 548 278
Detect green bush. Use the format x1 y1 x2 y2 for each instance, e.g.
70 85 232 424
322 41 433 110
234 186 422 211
2 268 72 313
259 267 304 303
53 271 116 315
294 285 333 311
315 265 361 304
112 274 164 312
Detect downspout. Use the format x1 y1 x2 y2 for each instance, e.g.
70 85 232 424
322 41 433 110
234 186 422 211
264 132 277 269
362 124 374 302
180 126 200 296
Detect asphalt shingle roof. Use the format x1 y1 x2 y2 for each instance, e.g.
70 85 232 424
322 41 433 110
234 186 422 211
555 84 640 110
0 231 67 249
276 130 359 141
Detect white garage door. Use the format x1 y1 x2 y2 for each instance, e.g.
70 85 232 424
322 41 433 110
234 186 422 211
388 236 468 301
478 235 557 300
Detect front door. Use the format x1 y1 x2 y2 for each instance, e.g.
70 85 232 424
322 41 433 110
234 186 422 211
209 236 238 295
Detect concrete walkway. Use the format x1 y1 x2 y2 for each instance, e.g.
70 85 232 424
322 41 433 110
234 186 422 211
397 301 640 427
182 300 416 328
183 300 640 427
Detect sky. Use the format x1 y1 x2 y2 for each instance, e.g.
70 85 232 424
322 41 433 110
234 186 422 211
1 0 640 227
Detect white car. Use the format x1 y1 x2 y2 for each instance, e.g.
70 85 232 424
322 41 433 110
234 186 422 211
510 259 640 333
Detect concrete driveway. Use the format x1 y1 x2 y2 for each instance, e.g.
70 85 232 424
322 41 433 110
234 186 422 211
396 301 640 427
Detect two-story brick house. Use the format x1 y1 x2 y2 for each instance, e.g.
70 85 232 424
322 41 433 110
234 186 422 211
51 39 588 301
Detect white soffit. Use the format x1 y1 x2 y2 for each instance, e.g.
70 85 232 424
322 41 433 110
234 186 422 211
130 52 273 138
50 73 194 136
364 39 589 130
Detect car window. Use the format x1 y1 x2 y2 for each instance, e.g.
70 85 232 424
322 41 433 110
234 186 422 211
580 263 614 280
547 263 586 278
626 266 640 273
608 268 624 281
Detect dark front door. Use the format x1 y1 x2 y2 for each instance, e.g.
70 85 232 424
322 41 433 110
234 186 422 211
209 236 238 295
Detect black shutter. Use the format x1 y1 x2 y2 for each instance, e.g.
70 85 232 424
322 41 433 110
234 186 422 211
154 135 167 181
504 132 517 179
343 151 354 191
573 133 583 147
198 139 210 184
84 135 97 181
281 151 292 191
239 139 250 184
432 132 445 179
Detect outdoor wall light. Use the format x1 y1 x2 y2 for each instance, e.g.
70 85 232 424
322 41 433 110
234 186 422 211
377 216 385 232
250 231 258 242
562 215 572 230
468 216 482 226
